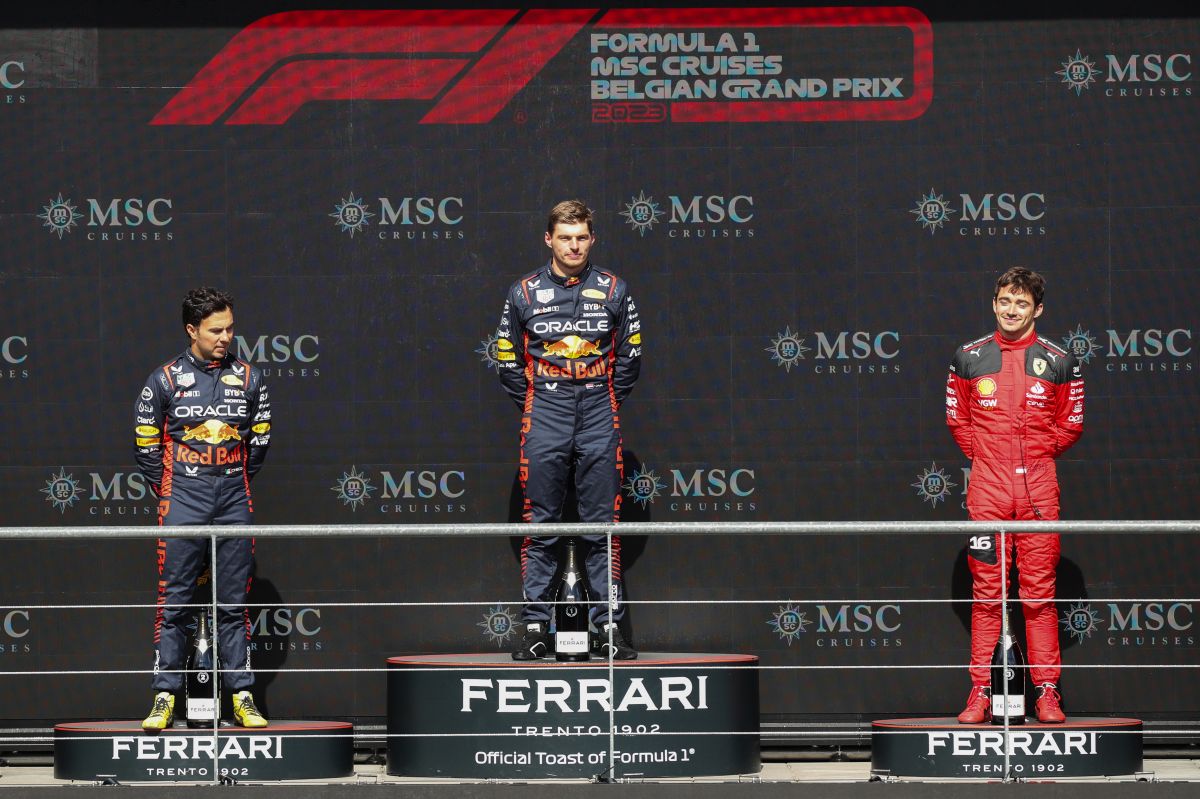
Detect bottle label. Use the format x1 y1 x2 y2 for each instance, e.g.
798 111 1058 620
555 631 588 654
187 697 217 719
992 694 1025 716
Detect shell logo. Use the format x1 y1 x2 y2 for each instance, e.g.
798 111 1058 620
976 378 997 397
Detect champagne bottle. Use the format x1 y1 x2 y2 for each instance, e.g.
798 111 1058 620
185 609 220 727
554 538 591 662
990 602 1026 725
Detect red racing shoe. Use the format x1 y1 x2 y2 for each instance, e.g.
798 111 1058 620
957 685 992 724
1035 683 1066 723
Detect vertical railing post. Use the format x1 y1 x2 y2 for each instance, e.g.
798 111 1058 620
606 526 616 782
1000 527 1011 783
210 531 220 785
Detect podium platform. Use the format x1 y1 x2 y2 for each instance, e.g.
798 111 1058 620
871 717 1143 778
54 720 354 782
387 652 760 779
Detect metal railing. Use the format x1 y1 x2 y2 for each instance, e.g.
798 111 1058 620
4 520 1199 540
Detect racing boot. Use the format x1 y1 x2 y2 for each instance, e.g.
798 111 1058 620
512 622 550 661
592 622 637 660
141 691 176 731
1035 682 1066 723
956 685 991 724
232 691 268 728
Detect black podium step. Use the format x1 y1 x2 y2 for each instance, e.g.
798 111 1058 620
387 652 760 779
871 716 1143 778
54 720 354 782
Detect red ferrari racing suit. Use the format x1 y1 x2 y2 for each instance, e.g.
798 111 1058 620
946 329 1084 685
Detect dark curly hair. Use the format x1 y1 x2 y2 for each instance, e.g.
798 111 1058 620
182 287 234 329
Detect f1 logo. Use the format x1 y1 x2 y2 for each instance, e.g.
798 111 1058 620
153 7 932 126
152 9 595 125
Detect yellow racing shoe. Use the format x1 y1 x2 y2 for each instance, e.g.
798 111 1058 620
141 692 175 731
232 691 268 728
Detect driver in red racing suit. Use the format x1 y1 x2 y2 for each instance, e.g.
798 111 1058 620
946 267 1083 725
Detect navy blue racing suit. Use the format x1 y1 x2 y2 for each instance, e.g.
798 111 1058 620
134 348 271 692
495 261 641 625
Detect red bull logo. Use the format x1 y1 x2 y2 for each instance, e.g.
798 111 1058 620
181 420 242 445
175 444 244 466
536 358 609 380
543 336 602 359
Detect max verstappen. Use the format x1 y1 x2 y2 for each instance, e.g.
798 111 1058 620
946 267 1084 724
134 287 270 730
494 200 642 661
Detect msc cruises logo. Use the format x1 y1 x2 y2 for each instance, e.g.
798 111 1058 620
911 187 1045 236
330 194 374 237
1061 601 1195 647
40 468 84 513
912 463 957 507
624 466 667 508
766 604 810 645
1062 323 1193 373
330 194 465 240
619 191 664 236
1056 50 1101 95
1057 50 1192 97
1060 602 1103 645
38 195 83 239
1062 325 1100 364
477 605 517 647
330 466 468 514
910 189 955 234
765 327 811 373
331 466 376 511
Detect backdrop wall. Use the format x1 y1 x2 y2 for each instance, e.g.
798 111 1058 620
0 4 1196 727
